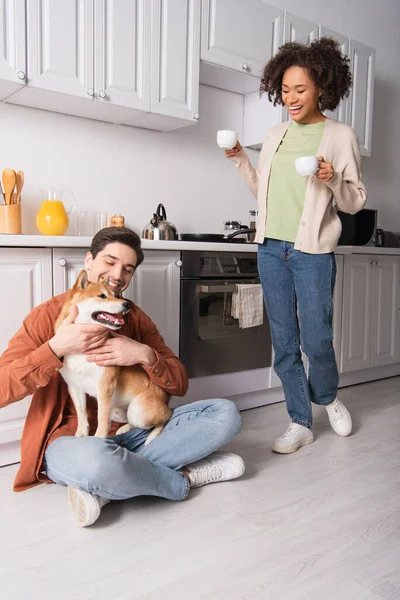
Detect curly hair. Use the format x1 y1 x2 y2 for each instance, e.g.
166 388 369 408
260 37 352 112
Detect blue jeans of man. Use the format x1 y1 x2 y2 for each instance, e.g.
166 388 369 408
258 239 339 428
44 399 242 501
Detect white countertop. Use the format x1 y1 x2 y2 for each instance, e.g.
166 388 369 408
0 234 400 255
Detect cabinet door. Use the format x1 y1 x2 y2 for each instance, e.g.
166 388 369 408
151 0 200 121
201 0 283 78
94 0 150 111
319 27 349 124
52 248 89 295
340 256 372 372
284 12 319 45
348 40 375 157
131 251 181 356
25 0 94 99
371 257 400 367
333 254 344 368
0 248 52 466
0 0 26 99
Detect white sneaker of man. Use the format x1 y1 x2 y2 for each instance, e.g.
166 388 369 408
68 486 110 527
272 423 314 454
186 452 245 488
325 398 352 437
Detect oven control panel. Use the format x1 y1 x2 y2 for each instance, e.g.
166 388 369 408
181 251 258 278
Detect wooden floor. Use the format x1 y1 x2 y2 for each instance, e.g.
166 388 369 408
1 377 399 600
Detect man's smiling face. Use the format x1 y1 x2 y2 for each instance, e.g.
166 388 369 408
85 242 138 296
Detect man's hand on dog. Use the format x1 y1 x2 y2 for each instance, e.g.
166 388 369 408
49 305 109 358
85 332 157 368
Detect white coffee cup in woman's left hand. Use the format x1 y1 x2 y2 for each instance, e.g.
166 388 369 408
217 130 238 149
295 156 319 177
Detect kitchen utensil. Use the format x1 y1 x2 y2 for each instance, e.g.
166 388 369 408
142 203 178 240
222 220 252 242
373 229 400 248
36 187 75 236
2 169 16 206
15 170 24 204
180 229 256 243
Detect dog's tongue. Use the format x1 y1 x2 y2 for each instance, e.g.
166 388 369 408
99 312 124 326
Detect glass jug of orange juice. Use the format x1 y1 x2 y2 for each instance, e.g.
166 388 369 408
36 188 75 236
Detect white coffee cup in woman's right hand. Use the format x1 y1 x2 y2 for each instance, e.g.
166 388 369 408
217 130 238 150
295 156 319 177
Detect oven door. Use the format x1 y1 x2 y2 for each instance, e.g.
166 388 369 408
180 278 272 377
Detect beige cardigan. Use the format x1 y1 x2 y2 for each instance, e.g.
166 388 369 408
230 118 367 253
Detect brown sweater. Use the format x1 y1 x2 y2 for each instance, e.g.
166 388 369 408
0 293 188 492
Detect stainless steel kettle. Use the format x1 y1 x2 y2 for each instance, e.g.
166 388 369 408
142 203 178 240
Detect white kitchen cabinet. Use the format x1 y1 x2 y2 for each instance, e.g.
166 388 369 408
0 248 53 466
200 0 283 94
6 0 199 130
348 39 375 157
25 0 94 100
283 12 319 45
132 250 181 356
148 0 200 125
341 255 400 374
319 26 350 124
370 256 400 367
201 0 283 77
94 0 151 113
0 0 26 100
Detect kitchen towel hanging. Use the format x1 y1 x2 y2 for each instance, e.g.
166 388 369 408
231 284 263 328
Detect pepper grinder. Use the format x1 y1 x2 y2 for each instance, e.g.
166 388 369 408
110 214 125 227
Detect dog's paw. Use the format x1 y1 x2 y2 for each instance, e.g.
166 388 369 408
116 424 132 435
75 427 89 437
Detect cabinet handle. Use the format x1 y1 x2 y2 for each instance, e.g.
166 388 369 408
87 88 94 97
370 261 377 266
17 71 26 80
99 90 106 99
175 260 183 267
58 258 67 267
242 63 249 71
193 113 199 120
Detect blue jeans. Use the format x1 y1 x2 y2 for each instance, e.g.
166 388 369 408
258 239 339 428
44 399 242 501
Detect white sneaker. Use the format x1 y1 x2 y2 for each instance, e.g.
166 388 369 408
68 486 110 527
272 423 314 454
326 398 352 437
186 452 245 488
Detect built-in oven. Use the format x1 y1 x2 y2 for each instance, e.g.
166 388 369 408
180 251 272 377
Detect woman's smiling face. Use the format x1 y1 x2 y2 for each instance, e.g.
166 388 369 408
282 66 324 124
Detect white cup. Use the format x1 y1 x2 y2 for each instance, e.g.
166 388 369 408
295 156 319 177
217 130 238 150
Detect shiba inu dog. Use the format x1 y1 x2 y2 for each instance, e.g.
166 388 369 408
55 270 171 444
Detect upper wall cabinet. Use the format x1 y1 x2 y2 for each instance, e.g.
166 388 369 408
0 0 26 100
348 39 375 157
283 12 319 44
319 26 350 124
5 0 200 131
148 0 200 124
200 0 283 94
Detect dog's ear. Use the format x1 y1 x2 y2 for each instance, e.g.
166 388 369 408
74 270 89 291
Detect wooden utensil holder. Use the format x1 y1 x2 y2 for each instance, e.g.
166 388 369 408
0 196 22 234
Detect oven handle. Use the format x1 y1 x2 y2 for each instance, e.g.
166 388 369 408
197 282 260 293
197 284 237 293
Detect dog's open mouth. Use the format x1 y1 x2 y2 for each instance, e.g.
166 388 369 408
91 311 125 328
